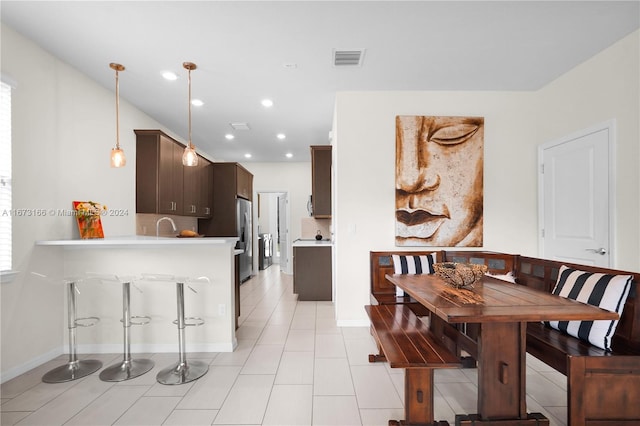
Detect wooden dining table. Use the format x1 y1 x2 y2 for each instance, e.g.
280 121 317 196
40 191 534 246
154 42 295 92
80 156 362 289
385 273 619 426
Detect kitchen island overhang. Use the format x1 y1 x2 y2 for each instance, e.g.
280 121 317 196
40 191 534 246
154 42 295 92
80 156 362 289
36 236 240 355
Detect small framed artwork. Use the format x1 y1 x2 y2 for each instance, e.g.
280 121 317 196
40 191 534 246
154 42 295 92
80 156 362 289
72 201 105 239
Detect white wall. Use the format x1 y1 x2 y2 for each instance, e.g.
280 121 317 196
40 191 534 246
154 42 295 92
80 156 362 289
536 30 639 269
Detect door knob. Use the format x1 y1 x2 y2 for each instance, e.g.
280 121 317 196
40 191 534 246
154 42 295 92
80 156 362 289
586 248 607 255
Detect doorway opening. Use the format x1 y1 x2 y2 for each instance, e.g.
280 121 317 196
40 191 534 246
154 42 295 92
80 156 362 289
257 191 290 274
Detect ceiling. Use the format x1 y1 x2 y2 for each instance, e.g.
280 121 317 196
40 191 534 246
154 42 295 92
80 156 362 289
2 1 639 162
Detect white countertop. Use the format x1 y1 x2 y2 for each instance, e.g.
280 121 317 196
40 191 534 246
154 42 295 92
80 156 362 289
36 235 239 247
292 239 333 247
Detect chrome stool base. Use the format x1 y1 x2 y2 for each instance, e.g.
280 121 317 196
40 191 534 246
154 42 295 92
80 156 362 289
42 359 103 383
42 279 102 384
156 360 208 385
141 275 210 386
99 358 154 382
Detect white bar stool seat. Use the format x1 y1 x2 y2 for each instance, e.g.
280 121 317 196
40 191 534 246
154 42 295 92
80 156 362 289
89 274 154 382
141 273 210 385
42 276 103 383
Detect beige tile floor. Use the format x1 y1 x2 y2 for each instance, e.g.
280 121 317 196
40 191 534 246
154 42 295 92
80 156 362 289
1 266 568 426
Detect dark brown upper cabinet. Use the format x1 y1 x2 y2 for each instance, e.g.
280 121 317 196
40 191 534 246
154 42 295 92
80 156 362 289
311 145 332 218
181 156 212 217
135 129 212 218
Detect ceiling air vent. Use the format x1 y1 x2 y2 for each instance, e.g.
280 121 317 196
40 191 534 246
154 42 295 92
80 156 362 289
333 49 365 67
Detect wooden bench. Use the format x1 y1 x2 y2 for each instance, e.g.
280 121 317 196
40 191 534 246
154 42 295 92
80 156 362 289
365 304 461 426
516 256 640 425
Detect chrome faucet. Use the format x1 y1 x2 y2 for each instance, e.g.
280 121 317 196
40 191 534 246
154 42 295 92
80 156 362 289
156 217 177 237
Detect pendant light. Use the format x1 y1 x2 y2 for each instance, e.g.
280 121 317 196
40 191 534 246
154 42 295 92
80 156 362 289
109 63 126 168
182 62 198 167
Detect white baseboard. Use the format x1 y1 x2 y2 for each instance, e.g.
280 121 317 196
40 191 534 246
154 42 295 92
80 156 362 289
1 347 62 384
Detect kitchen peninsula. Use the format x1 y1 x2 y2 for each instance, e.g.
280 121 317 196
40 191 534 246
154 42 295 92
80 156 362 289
36 236 239 354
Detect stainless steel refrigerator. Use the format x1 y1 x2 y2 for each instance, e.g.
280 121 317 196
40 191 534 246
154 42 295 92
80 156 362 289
236 198 253 282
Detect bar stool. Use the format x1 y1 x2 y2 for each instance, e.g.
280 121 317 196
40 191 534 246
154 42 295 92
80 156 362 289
42 276 103 383
141 274 210 385
89 274 154 382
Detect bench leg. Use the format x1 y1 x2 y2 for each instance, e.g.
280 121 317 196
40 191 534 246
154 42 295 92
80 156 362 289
387 368 450 426
405 369 434 424
369 325 387 363
369 353 387 363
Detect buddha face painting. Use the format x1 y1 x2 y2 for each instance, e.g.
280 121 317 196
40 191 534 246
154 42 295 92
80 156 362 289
395 115 484 247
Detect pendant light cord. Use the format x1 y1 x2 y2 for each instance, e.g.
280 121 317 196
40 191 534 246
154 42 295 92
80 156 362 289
183 62 197 152
115 68 120 150
109 63 125 151
188 67 192 149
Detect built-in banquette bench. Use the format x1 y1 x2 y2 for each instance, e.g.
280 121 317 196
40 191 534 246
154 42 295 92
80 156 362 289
369 250 640 425
516 256 640 425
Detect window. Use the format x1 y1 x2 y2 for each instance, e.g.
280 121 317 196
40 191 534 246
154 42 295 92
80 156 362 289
1 80 12 272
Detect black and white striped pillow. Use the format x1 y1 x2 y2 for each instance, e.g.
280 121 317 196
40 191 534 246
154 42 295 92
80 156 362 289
392 254 436 275
545 265 633 351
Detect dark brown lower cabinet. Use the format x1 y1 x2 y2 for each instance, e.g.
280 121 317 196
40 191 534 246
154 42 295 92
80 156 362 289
293 246 332 301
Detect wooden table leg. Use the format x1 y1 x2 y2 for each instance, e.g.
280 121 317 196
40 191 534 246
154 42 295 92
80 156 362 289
478 322 526 419
457 321 549 425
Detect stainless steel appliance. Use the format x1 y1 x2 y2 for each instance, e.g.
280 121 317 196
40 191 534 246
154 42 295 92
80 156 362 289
258 233 273 270
306 195 313 216
236 198 253 282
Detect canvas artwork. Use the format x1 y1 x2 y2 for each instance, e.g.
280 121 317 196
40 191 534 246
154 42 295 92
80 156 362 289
73 201 105 239
395 115 484 247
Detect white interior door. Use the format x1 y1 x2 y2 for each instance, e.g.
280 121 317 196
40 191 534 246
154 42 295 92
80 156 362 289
539 121 614 267
278 193 290 273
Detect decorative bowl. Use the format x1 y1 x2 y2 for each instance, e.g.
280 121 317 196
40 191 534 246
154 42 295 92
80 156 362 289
433 262 488 288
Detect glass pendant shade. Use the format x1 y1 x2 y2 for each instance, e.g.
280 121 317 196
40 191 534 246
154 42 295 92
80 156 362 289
110 147 126 167
182 145 198 167
110 63 126 168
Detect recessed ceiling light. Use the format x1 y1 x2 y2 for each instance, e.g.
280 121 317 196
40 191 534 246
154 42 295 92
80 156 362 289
277 133 286 140
261 99 274 108
286 153 293 158
225 134 235 140
244 153 252 158
191 99 204 107
283 63 298 69
162 71 178 81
